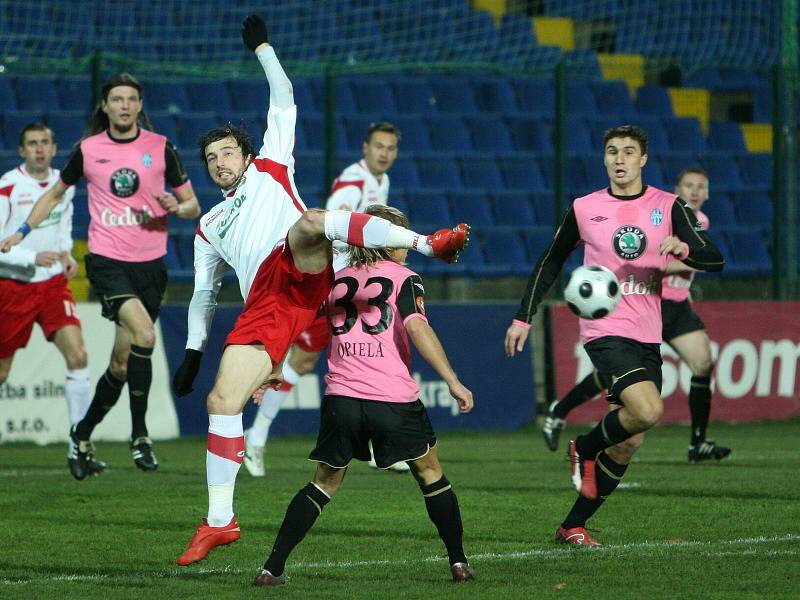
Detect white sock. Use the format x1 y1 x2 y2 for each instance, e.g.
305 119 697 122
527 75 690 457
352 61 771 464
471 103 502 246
248 362 299 447
207 414 244 527
65 368 91 425
323 210 432 256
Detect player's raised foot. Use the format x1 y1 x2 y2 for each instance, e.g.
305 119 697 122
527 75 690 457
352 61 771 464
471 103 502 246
253 569 288 587
568 439 597 500
176 517 241 566
244 442 265 477
555 526 602 547
428 223 470 264
130 436 159 471
688 441 732 463
67 426 103 480
542 400 566 452
450 562 475 582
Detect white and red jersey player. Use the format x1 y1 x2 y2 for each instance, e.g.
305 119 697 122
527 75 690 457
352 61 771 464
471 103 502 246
0 164 80 358
0 164 75 282
187 56 332 366
326 160 390 272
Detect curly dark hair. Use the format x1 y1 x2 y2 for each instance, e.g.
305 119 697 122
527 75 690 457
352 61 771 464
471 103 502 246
198 122 255 164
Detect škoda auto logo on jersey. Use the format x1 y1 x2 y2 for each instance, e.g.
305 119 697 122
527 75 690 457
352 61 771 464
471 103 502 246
551 301 800 423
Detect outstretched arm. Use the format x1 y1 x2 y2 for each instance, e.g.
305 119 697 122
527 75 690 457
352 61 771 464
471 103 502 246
0 181 68 252
406 318 473 413
242 14 294 110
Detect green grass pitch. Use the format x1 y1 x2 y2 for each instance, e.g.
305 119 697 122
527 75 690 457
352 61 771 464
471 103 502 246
1 422 798 599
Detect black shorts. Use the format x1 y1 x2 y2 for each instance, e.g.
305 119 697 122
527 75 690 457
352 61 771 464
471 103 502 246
661 299 705 342
584 336 662 405
309 395 437 469
84 253 168 324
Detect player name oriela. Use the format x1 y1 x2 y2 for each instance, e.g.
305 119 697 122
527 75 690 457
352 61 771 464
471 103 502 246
336 341 385 358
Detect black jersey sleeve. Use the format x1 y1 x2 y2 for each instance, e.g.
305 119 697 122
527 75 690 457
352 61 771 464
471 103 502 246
164 140 190 189
671 198 724 272
60 146 84 186
397 274 426 321
515 206 581 324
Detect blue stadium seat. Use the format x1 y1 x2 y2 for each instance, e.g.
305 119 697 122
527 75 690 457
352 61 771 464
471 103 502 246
185 81 232 114
146 81 191 113
644 161 667 189
459 155 504 190
702 192 738 225
473 77 519 114
731 191 773 226
498 154 546 191
523 227 556 265
752 84 771 122
57 76 92 113
46 112 86 150
350 79 398 114
427 116 472 152
465 116 514 153
659 154 700 188
388 156 421 190
2 111 45 148
581 156 609 190
299 114 347 152
330 80 358 115
481 230 530 276
563 49 603 81
416 153 462 189
448 191 494 228
292 79 319 115
432 78 479 114
0 78 17 113
405 190 452 228
147 111 179 146
71 189 90 238
562 116 594 156
342 115 376 151
227 79 269 113
666 117 708 154
699 156 746 192
15 76 60 112
177 112 218 151
591 80 636 117
708 122 748 155
493 191 537 226
635 85 673 117
737 153 772 189
725 228 771 276
512 79 555 117
565 81 598 116
505 116 551 154
391 115 432 153
391 78 438 115
532 192 557 227
642 119 671 155
294 151 327 197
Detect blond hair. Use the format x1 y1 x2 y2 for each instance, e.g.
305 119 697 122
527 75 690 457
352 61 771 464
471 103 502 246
347 205 410 268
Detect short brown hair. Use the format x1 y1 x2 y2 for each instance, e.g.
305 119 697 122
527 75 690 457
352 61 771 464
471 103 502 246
348 205 410 268
365 121 401 144
19 122 54 146
676 166 708 185
603 124 648 155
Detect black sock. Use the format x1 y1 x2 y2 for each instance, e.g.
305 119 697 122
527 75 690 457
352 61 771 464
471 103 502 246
128 344 153 440
264 482 330 576
562 452 628 529
420 476 467 565
689 375 712 446
554 371 603 419
575 410 632 458
75 369 126 439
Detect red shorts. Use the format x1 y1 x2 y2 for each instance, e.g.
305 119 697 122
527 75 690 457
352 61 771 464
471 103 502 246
294 313 330 353
225 242 334 365
0 275 81 358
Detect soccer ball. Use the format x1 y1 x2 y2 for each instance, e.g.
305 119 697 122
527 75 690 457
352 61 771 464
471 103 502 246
564 265 621 320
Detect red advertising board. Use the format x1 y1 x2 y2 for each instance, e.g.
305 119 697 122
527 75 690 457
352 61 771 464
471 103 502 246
550 301 800 423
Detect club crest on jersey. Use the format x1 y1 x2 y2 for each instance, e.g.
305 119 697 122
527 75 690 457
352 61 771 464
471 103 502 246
613 225 647 260
142 152 153 168
650 208 663 226
110 168 139 198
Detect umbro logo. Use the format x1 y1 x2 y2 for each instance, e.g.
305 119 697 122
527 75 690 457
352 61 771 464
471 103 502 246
590 216 608 222
96 159 110 163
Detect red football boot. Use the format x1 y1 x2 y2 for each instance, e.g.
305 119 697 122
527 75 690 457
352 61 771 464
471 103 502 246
176 517 240 566
427 223 470 263
555 526 602 546
568 440 597 500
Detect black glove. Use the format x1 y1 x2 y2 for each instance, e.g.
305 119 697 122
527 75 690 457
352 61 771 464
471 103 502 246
172 349 203 397
242 14 268 52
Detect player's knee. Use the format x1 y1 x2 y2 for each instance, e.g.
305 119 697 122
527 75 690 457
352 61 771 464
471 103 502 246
65 346 88 370
109 357 128 381
131 326 156 349
607 436 642 463
313 464 344 496
689 356 714 377
629 400 662 429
